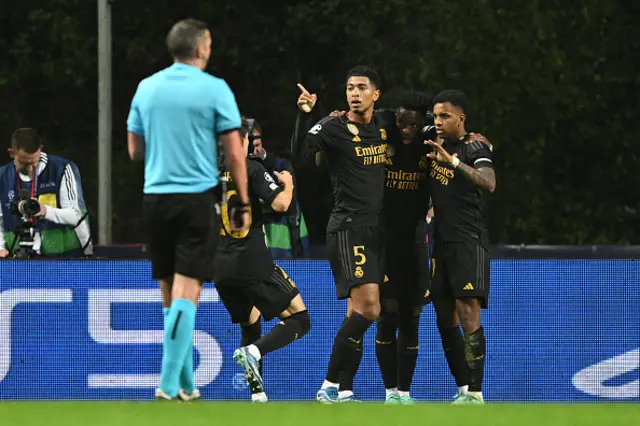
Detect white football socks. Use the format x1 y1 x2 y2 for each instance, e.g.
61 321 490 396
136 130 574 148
247 344 261 361
321 380 338 389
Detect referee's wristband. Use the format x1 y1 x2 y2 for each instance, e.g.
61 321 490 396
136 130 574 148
450 157 460 168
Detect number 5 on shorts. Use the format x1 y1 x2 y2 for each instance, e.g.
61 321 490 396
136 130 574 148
353 245 367 265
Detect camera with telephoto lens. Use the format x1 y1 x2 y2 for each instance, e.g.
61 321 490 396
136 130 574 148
9 190 41 258
11 197 40 218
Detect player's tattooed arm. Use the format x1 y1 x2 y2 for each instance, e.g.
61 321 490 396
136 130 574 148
455 163 496 193
426 139 496 193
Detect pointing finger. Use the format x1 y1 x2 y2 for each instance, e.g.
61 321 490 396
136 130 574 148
297 83 310 95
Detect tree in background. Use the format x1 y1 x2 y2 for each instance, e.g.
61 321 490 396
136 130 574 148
0 0 637 244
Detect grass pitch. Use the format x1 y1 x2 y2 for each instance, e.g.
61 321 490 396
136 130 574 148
0 402 638 426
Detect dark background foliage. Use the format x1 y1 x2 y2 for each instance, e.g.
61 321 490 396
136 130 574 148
1 0 638 245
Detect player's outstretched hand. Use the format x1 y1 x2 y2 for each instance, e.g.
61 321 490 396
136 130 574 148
425 139 454 164
297 83 317 113
274 170 294 188
0 249 8 258
467 132 493 152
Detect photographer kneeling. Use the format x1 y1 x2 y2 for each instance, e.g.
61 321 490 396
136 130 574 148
0 128 92 258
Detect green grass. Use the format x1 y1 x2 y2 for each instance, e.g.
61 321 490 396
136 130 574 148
0 402 638 426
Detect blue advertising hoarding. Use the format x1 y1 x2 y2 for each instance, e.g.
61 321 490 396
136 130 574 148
0 259 638 401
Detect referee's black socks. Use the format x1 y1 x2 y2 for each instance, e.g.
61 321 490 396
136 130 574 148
464 326 486 393
439 324 471 388
254 310 311 357
325 312 372 384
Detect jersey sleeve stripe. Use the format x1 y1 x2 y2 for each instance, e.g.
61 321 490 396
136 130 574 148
316 116 337 127
470 141 484 151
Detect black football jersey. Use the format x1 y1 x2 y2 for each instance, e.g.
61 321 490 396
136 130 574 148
214 159 283 283
429 135 494 246
378 110 433 239
297 112 392 232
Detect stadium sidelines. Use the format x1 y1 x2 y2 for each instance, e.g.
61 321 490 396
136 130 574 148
0 259 638 402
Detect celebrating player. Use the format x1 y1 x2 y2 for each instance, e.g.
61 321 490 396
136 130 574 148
292 66 391 403
426 89 496 404
375 91 433 404
327 91 492 403
214 117 311 403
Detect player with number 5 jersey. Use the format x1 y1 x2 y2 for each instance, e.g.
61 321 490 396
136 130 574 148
292 66 393 403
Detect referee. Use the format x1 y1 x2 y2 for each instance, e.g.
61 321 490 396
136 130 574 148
127 18 249 401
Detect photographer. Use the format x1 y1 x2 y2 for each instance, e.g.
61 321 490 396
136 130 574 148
0 128 92 258
248 119 309 258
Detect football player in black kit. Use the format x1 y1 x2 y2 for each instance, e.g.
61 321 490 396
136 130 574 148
292 66 392 403
375 91 433 404
327 92 492 403
426 89 496 405
214 117 311 403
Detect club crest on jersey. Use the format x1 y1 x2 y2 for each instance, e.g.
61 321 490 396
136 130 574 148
386 144 395 158
347 123 361 142
380 128 387 140
418 156 428 169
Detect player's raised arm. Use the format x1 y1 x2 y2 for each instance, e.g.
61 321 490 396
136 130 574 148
290 83 324 164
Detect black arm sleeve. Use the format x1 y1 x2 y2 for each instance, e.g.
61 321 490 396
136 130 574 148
249 161 283 206
466 142 494 170
291 111 314 160
291 111 335 168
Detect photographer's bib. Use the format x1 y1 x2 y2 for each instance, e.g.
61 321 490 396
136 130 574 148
0 154 83 256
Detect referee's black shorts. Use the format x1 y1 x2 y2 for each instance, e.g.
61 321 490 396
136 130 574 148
326 226 385 300
215 264 300 323
143 187 220 282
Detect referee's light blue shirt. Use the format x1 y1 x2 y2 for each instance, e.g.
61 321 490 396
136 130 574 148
127 62 241 194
